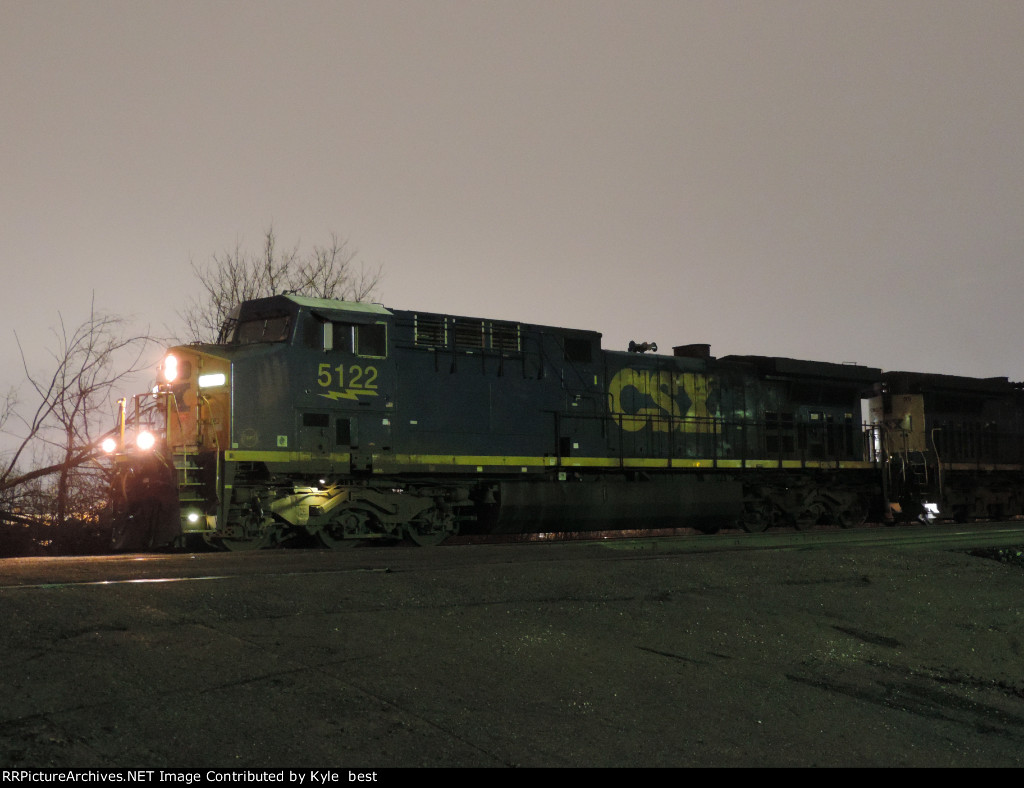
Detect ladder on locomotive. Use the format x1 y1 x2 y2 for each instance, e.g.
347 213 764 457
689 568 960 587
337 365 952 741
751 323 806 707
174 444 204 509
165 391 219 525
901 449 943 502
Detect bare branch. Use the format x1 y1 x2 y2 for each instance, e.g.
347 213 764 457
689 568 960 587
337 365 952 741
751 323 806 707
0 296 155 525
178 226 382 343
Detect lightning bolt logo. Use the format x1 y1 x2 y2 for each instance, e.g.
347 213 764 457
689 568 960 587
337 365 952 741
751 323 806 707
319 389 379 402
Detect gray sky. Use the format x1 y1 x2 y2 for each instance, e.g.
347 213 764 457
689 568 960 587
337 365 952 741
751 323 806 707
4 0 1024 389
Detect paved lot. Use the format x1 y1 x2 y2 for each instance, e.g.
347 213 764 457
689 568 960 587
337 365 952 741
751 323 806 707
1 531 1022 767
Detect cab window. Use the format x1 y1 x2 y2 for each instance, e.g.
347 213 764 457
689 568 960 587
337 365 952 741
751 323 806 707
310 320 387 358
356 323 387 357
236 315 291 344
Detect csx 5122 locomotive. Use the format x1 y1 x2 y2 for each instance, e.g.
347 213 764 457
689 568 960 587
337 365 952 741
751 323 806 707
105 294 1024 549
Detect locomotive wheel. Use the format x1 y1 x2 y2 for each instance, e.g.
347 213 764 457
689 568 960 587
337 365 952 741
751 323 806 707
836 501 868 529
204 518 279 551
318 508 371 549
406 508 457 546
317 527 358 549
740 500 774 533
220 536 270 551
791 503 825 531
206 531 274 551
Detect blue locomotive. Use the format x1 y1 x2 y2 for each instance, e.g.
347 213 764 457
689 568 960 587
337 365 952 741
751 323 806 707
105 294 1024 548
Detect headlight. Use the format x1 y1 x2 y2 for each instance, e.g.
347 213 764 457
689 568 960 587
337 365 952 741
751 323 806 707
162 354 178 383
136 431 156 450
100 437 117 454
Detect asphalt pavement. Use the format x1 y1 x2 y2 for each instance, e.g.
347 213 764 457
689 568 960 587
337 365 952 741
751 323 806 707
1 530 1023 767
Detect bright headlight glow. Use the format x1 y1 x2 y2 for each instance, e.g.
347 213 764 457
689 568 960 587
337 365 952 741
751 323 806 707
162 354 179 383
136 430 156 450
198 372 226 388
187 511 201 524
101 437 117 453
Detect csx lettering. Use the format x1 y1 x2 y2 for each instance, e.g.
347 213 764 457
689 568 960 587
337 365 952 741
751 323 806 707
608 368 714 433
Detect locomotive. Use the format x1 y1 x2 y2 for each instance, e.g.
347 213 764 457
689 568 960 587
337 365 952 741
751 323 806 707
104 294 1024 549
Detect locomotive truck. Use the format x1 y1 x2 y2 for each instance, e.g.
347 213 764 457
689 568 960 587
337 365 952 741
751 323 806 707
104 294 1024 549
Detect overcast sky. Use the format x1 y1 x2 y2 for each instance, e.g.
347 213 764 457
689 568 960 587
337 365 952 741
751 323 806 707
3 0 1024 392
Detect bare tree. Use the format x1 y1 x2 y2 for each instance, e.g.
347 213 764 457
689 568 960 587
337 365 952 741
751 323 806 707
179 227 382 343
0 302 153 530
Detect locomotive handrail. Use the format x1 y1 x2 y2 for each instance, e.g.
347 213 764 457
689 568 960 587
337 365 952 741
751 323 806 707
106 294 1024 549
199 393 223 518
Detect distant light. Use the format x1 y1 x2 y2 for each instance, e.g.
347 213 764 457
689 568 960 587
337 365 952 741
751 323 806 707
136 431 156 450
101 437 117 454
198 372 226 388
187 511 201 524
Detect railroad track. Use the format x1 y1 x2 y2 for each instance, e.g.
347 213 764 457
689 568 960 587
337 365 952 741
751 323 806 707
2 520 1022 591
449 519 1024 553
